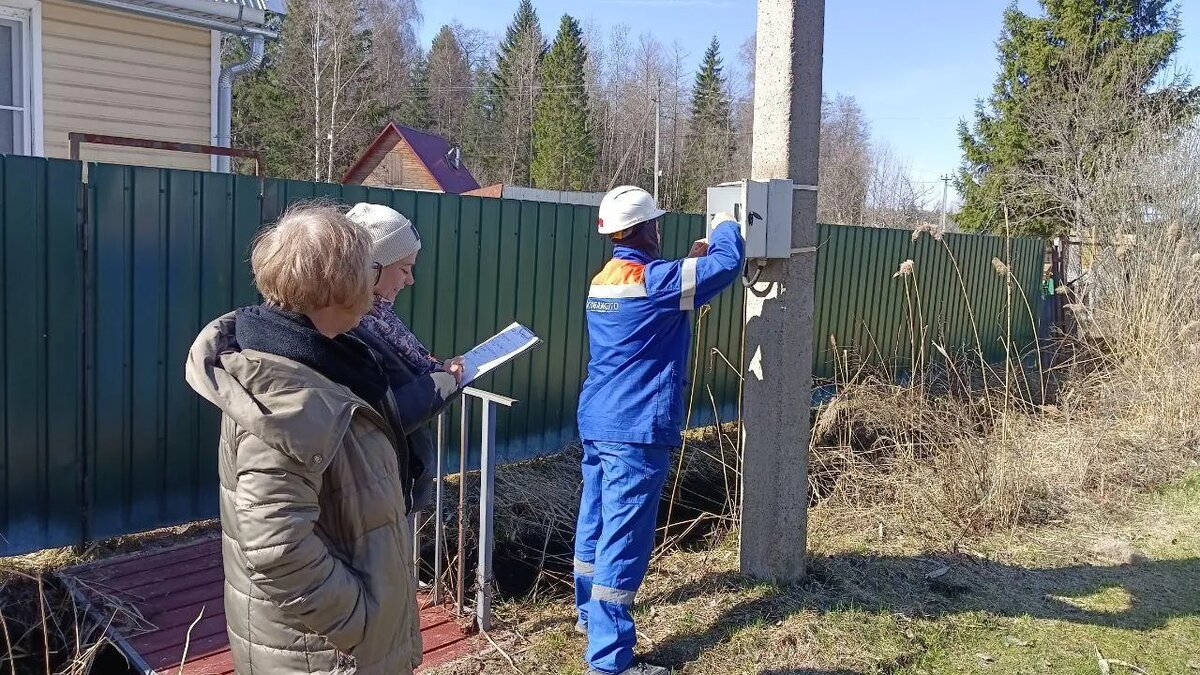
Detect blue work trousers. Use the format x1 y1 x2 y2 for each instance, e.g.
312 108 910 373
573 440 671 674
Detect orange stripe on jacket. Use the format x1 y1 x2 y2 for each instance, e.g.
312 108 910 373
591 259 646 286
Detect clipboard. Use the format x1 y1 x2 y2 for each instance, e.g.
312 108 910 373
460 322 542 386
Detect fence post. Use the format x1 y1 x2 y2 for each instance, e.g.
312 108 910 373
476 400 498 632
456 396 471 615
410 510 421 582
433 412 446 606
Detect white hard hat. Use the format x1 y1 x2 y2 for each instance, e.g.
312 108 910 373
597 186 667 235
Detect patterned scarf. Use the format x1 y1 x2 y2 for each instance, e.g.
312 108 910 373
358 296 440 374
234 305 387 405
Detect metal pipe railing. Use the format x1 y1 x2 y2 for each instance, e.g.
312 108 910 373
68 133 265 176
412 387 517 632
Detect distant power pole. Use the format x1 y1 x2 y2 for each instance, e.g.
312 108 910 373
653 89 662 202
740 0 825 583
940 174 952 229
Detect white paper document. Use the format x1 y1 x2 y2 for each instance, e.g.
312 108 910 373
460 322 541 385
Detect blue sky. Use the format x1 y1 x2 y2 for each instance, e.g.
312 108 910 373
421 0 1200 197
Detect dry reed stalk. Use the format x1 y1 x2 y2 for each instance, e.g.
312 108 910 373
36 575 50 675
176 607 205 675
0 604 14 675
665 305 711 538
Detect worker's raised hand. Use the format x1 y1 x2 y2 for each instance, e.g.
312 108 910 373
710 212 738 228
687 239 709 258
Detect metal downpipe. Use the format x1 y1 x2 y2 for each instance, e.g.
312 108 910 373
217 33 266 173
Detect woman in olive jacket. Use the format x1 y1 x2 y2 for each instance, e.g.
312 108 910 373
185 204 421 674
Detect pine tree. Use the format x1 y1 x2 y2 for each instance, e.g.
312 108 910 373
958 0 1195 236
461 65 498 185
427 25 473 144
398 52 433 130
531 15 595 190
682 37 735 211
492 0 546 185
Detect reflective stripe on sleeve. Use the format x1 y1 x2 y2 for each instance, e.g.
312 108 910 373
680 257 698 310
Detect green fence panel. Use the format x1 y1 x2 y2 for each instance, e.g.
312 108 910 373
0 157 85 556
84 163 262 542
808 226 1041 380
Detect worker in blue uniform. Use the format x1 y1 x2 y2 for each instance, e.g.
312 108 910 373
575 185 745 675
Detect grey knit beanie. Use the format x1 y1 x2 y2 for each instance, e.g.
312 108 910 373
346 202 422 266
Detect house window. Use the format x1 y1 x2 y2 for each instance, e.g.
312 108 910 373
0 9 31 155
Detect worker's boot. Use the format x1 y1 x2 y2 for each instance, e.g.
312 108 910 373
588 663 671 675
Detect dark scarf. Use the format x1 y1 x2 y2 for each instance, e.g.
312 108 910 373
234 305 387 406
611 219 661 259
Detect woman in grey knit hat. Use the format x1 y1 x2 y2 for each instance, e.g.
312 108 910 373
348 202 463 514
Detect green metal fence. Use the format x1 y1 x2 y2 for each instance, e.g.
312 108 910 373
810 223 1043 380
0 156 85 554
0 156 1041 555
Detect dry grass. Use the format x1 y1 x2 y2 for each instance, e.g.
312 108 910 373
0 521 217 675
431 473 1200 675
420 427 737 600
806 221 1200 552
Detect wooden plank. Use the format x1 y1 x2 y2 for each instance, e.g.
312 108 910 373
174 649 235 675
72 537 217 581
420 630 474 670
97 552 222 593
137 588 224 627
131 613 226 657
141 627 231 669
112 565 225 602
419 611 455 631
61 538 476 674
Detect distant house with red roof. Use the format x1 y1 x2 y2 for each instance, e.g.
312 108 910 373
342 123 481 194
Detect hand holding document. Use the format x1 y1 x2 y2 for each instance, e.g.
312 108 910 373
459 322 541 386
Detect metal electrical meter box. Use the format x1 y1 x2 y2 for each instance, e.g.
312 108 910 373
705 179 794 259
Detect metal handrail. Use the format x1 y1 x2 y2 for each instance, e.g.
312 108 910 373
68 133 265 176
411 387 516 632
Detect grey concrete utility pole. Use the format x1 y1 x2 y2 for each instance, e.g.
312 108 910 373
739 0 825 582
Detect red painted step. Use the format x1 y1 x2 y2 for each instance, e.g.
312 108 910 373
59 535 476 673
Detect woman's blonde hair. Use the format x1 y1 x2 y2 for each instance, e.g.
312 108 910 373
250 202 373 315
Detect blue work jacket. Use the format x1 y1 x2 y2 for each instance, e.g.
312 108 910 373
577 222 745 446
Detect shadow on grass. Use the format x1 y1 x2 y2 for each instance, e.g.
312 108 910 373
644 552 1200 670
